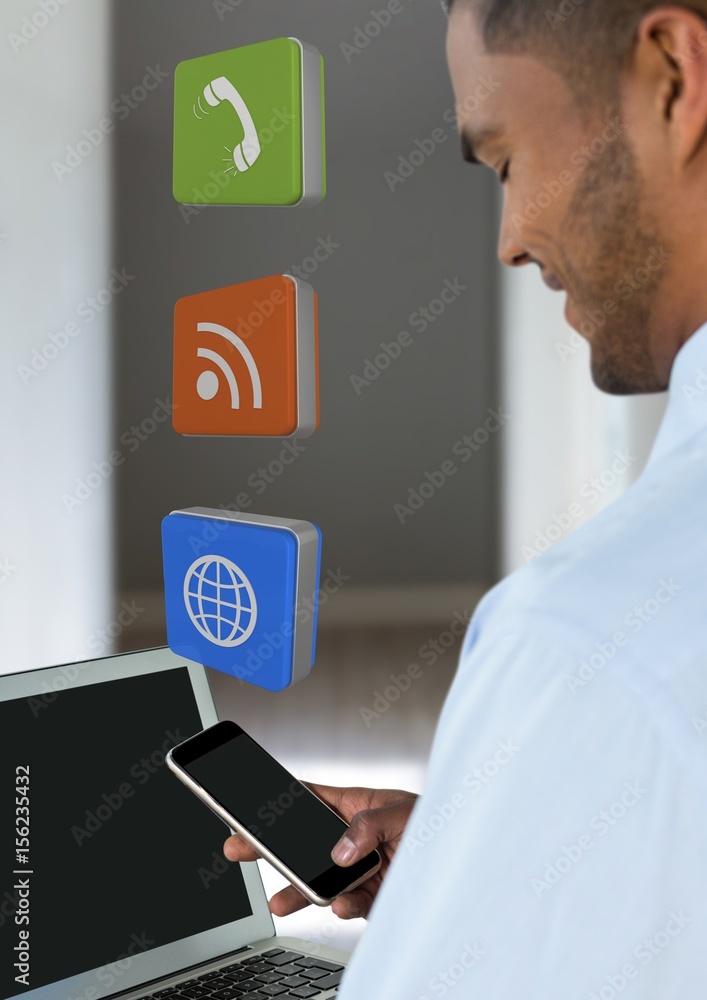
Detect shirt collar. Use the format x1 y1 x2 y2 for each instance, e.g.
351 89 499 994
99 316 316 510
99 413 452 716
645 321 707 470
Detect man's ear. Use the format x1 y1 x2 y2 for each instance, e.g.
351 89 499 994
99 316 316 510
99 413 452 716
634 6 707 168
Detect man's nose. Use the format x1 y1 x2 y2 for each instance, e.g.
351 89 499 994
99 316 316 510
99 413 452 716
497 205 532 269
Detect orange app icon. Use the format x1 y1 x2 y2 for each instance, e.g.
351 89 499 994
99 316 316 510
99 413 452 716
173 274 319 437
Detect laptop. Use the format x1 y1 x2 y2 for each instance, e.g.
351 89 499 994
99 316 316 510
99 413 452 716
0 647 350 1000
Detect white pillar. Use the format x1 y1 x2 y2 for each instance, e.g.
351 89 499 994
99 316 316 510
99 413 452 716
0 0 113 672
500 263 667 576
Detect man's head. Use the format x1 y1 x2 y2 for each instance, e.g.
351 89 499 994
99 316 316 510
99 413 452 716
445 0 707 394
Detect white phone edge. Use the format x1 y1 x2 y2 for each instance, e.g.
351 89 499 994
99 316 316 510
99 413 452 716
165 745 382 907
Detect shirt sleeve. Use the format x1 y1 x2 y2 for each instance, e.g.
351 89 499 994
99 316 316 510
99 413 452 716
338 619 707 1000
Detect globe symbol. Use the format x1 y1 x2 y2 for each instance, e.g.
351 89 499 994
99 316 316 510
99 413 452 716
183 555 258 647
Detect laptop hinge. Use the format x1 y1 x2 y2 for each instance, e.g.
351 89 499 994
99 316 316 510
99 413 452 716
107 945 253 1000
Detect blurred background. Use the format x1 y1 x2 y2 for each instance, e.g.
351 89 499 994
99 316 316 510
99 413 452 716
1 0 667 952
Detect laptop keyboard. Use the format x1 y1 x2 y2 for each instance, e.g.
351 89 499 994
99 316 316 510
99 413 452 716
142 948 345 999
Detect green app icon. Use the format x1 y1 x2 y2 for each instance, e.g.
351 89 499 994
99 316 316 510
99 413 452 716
173 37 326 208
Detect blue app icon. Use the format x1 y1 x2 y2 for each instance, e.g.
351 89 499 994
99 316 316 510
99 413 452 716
162 507 322 691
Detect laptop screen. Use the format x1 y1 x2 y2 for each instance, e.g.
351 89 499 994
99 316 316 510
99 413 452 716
0 666 252 1000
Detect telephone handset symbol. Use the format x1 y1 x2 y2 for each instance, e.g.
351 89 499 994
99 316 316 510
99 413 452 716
195 76 261 174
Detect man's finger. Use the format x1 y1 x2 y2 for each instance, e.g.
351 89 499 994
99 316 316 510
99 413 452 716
332 801 407 865
223 833 260 863
268 884 311 917
331 887 373 921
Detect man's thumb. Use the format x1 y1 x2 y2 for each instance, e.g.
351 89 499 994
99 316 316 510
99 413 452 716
331 805 399 865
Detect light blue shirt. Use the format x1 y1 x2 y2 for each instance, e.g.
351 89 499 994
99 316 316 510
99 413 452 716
339 321 707 1000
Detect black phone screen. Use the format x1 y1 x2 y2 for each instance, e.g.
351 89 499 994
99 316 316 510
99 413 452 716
172 721 379 898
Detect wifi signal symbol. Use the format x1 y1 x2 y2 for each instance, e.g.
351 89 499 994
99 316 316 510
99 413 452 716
195 322 263 410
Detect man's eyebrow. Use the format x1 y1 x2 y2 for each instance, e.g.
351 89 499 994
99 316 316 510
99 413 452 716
460 124 504 165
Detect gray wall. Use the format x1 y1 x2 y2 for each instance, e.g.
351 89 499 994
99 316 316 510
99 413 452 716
112 0 501 592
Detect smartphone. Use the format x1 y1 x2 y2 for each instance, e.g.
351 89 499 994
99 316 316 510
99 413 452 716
166 720 382 906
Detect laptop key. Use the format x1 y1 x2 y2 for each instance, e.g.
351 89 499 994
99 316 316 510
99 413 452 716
280 976 308 988
198 972 224 982
252 973 283 984
299 969 329 981
154 990 182 997
260 949 284 957
210 990 245 1000
311 971 343 991
312 961 344 973
287 989 321 999
179 988 212 998
272 964 301 976
293 958 319 968
255 987 288 997
178 981 200 988
238 994 268 1000
224 971 255 984
259 951 302 966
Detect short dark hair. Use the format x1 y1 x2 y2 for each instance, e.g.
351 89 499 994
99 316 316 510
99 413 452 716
444 0 707 106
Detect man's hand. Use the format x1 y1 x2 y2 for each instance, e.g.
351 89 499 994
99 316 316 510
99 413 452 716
223 783 418 920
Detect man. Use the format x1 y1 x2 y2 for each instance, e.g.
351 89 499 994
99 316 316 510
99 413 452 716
225 1 707 995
